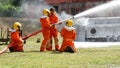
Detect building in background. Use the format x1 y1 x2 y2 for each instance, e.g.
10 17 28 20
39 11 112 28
75 17 120 42
45 0 110 15
45 0 120 42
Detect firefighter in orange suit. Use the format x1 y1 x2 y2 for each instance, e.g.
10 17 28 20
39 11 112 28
9 22 24 52
46 8 59 51
60 20 76 53
40 9 51 52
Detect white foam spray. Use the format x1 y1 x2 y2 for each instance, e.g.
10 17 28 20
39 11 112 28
75 42 120 48
74 17 89 26
20 0 74 33
56 11 73 31
74 0 120 18
20 0 51 18
73 0 120 48
58 11 73 21
20 0 120 48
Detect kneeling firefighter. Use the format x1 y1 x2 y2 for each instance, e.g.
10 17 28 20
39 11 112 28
9 22 24 52
60 20 76 53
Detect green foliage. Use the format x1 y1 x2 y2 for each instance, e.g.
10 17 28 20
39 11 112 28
12 0 22 7
0 0 12 5
0 0 22 17
0 4 14 16
0 0 22 6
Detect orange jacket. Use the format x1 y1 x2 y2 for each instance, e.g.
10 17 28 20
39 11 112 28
60 27 76 52
40 17 51 29
11 31 22 42
49 13 58 37
40 17 51 33
49 13 58 24
61 27 76 41
10 30 23 46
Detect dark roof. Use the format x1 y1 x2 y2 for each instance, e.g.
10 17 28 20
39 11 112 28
45 0 110 4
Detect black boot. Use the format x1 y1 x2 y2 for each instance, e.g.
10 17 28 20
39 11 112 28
65 46 74 53
9 47 14 52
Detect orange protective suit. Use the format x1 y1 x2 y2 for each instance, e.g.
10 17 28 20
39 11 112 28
46 13 59 51
40 17 51 52
60 27 76 53
9 30 23 52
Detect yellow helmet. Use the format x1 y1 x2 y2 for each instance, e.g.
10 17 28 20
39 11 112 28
66 20 73 27
13 22 21 30
42 9 50 16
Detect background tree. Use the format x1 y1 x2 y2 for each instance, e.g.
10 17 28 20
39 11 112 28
0 0 23 17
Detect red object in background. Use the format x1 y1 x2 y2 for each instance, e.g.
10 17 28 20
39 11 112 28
45 0 104 4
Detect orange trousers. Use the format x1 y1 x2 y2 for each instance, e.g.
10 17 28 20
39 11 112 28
60 40 76 53
9 41 23 52
46 26 59 51
40 29 51 52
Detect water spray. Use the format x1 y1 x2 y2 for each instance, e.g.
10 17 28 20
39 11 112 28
74 0 120 18
56 0 120 25
56 15 83 25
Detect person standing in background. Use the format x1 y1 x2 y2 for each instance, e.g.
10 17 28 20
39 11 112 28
46 8 59 51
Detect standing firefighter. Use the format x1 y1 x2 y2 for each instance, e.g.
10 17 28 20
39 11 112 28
39 9 51 52
46 8 59 51
60 20 76 53
9 22 24 52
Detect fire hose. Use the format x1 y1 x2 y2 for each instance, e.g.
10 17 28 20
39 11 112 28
0 16 78 55
54 16 82 26
0 17 72 55
55 17 74 25
0 29 42 55
22 29 42 40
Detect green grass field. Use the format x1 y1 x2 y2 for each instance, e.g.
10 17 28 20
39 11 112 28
0 34 120 68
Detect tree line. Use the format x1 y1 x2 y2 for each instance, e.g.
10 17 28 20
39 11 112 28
0 0 22 17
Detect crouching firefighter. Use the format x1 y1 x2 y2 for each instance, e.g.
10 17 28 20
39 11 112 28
60 20 76 53
9 22 24 52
